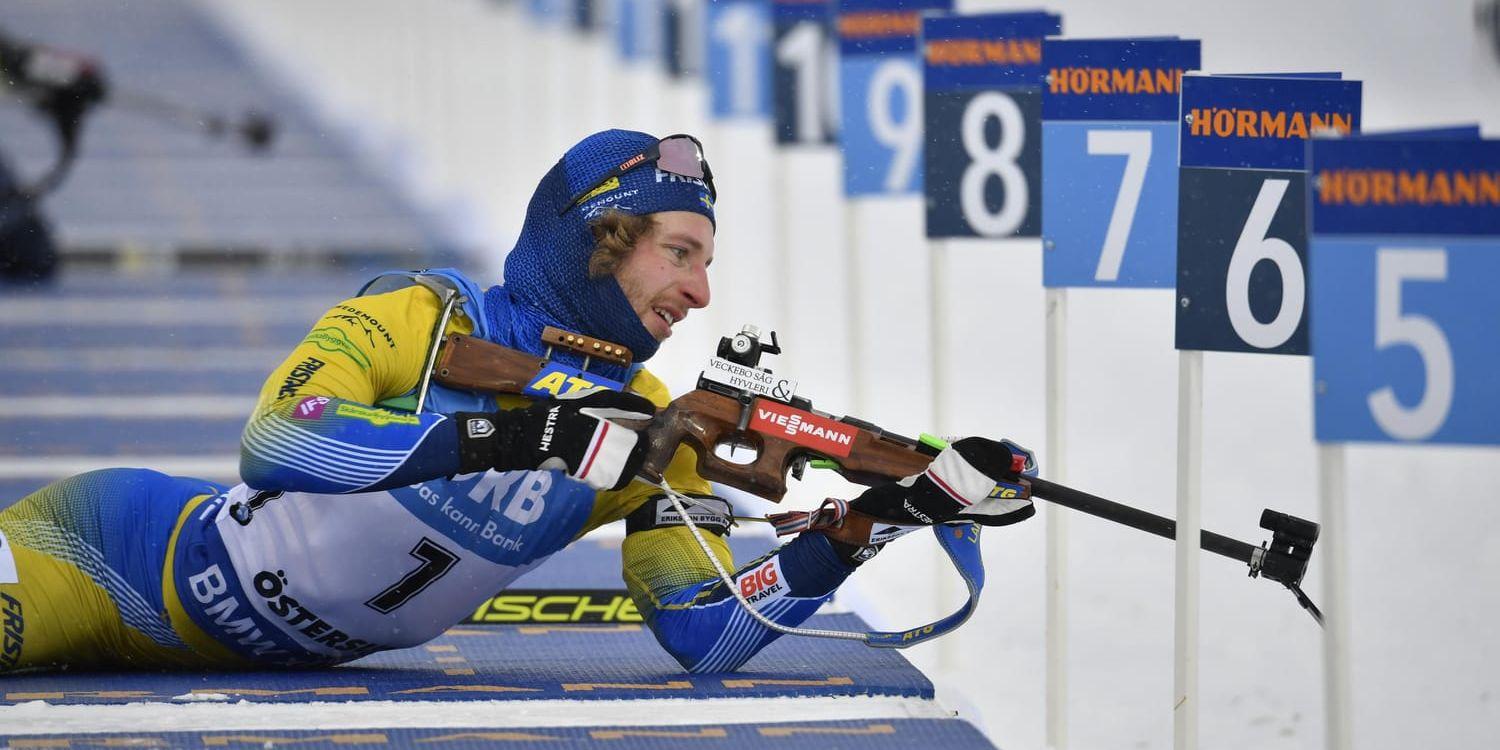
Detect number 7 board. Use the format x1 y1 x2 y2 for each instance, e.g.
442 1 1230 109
1040 38 1200 286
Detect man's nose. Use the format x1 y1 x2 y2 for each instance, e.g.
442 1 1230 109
682 264 711 309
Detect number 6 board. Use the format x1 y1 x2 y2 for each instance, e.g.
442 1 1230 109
1174 74 1361 354
1310 137 1500 444
922 11 1061 237
1040 38 1200 286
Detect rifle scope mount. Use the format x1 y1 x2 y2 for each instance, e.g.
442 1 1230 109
717 324 780 369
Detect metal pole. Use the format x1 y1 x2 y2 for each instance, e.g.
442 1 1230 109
1174 349 1203 750
929 239 957 674
1045 287 1069 750
1319 444 1352 750
845 203 865 415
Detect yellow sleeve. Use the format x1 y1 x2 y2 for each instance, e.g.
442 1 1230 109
576 367 712 536
251 285 473 416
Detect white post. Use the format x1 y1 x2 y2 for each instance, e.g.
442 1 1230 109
930 239 957 674
1319 444 1352 750
772 152 794 346
1174 349 1203 750
1045 287 1068 750
929 240 947 436
845 204 866 415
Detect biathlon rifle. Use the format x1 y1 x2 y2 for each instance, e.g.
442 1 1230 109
433 324 1324 626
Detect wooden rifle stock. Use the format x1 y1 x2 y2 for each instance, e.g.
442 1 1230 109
431 333 946 502
433 333 548 394
637 389 939 502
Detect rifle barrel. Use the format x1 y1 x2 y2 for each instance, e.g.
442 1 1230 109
1026 477 1260 565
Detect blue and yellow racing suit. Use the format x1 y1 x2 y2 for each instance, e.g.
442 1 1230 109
0 272 857 673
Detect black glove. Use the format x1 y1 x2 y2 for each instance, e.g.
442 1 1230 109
848 436 1037 528
455 388 657 491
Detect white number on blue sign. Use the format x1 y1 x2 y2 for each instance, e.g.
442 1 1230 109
712 2 769 117
1227 178 1304 349
1369 247 1454 439
959 92 1027 236
1085 130 1151 281
869 59 922 191
776 20 837 142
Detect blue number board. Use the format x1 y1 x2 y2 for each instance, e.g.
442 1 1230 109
573 0 597 32
773 0 838 145
616 0 660 64
838 0 952 197
1040 38 1199 286
662 0 702 78
1310 136 1500 445
528 0 567 25
1174 74 1361 354
706 0 771 120
922 11 1061 238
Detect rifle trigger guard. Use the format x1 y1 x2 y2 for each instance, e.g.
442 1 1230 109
735 396 754 432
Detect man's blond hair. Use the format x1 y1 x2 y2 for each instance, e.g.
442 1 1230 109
587 210 657 279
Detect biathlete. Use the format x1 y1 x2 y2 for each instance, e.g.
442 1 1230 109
0 129 1035 674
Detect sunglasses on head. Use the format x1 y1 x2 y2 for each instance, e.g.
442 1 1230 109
559 134 716 217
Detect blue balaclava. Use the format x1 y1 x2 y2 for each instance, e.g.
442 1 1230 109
484 129 715 378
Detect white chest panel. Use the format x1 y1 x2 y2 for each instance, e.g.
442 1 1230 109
210 470 588 656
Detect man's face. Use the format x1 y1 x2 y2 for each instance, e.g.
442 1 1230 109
615 211 715 342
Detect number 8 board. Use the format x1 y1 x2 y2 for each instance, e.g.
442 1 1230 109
922 11 1060 236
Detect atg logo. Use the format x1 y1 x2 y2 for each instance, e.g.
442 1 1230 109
524 363 623 399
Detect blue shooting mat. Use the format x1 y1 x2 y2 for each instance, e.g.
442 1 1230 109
0 611 930 705
0 532 937 706
1 719 997 749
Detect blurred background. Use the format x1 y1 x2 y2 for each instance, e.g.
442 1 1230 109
1 1 1498 748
